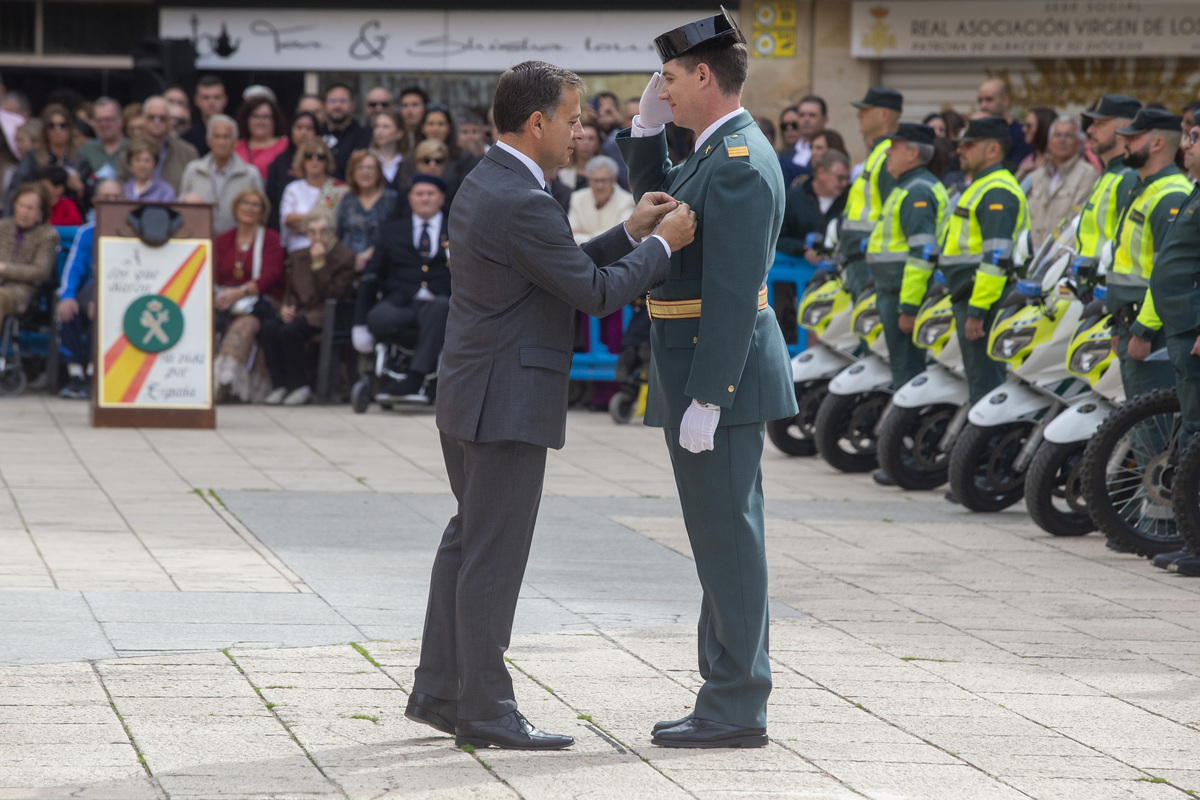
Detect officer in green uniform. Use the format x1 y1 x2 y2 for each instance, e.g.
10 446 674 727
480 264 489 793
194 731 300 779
1105 108 1190 398
868 122 949 389
835 87 902 300
616 10 797 748
1147 112 1200 577
1076 95 1141 266
938 116 1030 404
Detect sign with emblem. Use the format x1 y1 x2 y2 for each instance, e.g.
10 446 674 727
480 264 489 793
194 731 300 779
751 0 796 59
96 236 213 411
852 1 1200 59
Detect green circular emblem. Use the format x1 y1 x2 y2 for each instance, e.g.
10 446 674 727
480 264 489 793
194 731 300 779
123 294 184 353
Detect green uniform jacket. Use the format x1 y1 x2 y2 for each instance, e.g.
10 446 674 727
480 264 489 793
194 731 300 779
1149 184 1200 337
617 111 798 428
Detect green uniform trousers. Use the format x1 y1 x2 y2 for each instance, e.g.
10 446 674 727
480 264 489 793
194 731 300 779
1167 331 1200 451
872 266 927 389
951 297 1007 404
663 422 771 730
843 257 870 302
1115 324 1175 401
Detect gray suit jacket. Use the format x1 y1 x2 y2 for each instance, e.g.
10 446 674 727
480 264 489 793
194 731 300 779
436 145 669 449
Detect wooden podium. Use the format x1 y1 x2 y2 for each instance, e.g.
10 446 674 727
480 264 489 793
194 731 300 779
91 201 216 429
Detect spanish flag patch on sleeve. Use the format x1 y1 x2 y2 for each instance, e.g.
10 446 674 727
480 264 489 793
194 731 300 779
988 203 1004 210
913 201 928 208
1170 208 1180 215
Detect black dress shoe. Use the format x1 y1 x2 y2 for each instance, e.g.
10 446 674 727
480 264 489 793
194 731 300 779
1168 554 1200 576
455 710 574 750
872 471 894 486
405 692 458 736
1152 549 1191 570
652 712 693 733
651 717 768 749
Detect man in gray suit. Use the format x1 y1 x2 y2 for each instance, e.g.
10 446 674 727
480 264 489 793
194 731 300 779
406 60 696 751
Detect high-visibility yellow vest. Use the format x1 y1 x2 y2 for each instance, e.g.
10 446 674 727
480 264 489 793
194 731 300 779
841 137 892 233
1076 164 1132 259
1111 172 1193 287
867 176 949 262
939 166 1029 312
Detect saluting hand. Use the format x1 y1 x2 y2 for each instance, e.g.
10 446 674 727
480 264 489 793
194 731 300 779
638 73 674 128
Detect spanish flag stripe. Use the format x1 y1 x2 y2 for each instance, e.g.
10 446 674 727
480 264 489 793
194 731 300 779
101 244 208 404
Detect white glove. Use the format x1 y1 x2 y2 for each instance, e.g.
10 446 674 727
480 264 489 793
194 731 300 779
679 399 720 453
638 73 674 128
351 325 375 354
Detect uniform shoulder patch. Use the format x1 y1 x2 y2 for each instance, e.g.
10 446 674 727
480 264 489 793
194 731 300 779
988 203 1004 210
912 201 928 208
724 133 749 158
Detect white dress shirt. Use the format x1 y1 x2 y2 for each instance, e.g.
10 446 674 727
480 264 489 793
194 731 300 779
631 106 746 154
412 210 444 300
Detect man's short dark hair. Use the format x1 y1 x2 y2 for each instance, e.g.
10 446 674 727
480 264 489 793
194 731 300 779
594 91 618 106
493 60 586 136
196 74 224 90
400 86 429 105
324 83 353 99
798 95 827 117
674 41 748 97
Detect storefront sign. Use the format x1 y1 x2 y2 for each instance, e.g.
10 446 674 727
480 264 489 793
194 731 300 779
852 1 1200 59
97 237 212 410
160 9 715 72
751 1 797 59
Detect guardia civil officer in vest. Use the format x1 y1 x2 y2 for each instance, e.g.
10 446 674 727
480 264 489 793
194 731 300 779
616 9 797 748
835 87 902 300
940 116 1030 405
869 122 949 391
1145 113 1200 578
1075 95 1141 269
1105 108 1191 398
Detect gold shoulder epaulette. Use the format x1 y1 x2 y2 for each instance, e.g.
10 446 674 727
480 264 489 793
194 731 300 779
724 133 749 158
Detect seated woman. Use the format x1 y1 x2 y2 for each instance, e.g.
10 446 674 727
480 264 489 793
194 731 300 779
212 186 285 402
279 138 346 254
0 183 58 326
259 206 356 406
399 139 452 202
337 150 398 274
567 155 634 245
234 95 289 181
122 137 176 203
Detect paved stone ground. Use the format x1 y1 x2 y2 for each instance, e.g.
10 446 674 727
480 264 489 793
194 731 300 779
1 396 1199 799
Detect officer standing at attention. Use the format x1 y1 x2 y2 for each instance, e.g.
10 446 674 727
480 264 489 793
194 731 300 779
1075 95 1141 270
836 87 902 300
617 9 797 748
1105 108 1191 397
938 116 1030 405
1144 111 1200 577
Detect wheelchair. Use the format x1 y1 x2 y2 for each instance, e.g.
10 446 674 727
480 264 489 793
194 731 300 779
349 328 439 413
0 279 62 397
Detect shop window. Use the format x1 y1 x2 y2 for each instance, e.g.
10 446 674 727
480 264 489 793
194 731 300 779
0 1 36 53
43 2 155 55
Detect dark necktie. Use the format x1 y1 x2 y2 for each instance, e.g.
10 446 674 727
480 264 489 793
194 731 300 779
418 222 431 258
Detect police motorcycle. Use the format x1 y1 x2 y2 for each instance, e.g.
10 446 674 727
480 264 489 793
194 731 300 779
874 277 965 490
946 220 1094 512
766 226 859 457
812 286 890 472
1023 283 1125 537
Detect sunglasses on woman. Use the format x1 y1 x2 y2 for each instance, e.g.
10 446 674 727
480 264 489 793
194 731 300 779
421 157 446 165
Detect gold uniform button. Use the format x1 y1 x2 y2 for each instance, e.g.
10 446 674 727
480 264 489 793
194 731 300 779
421 281 429 288
727 385 734 392
421 265 429 272
692 336 698 344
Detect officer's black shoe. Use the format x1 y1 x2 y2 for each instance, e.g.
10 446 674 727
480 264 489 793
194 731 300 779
653 712 694 733
1105 538 1136 554
1168 555 1200 576
455 710 574 750
404 692 458 736
872 471 894 487
651 717 767 748
1152 549 1191 570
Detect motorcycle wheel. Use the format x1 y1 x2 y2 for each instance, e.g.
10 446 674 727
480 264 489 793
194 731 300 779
947 421 1033 512
813 390 889 473
1080 388 1182 557
875 403 957 490
1024 440 1094 536
1172 437 1200 556
766 380 828 457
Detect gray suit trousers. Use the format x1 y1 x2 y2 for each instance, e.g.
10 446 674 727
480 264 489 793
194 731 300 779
412 431 548 721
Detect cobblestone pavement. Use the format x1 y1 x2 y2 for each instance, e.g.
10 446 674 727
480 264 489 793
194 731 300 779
1 396 1199 799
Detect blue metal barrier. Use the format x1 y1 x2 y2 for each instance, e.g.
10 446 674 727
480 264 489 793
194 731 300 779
567 250 814 382
12 226 80 381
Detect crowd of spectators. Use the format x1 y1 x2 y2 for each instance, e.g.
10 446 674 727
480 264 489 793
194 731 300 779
0 70 1189 406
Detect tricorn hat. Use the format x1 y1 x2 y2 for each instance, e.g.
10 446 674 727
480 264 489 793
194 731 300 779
654 6 746 64
1116 108 1183 136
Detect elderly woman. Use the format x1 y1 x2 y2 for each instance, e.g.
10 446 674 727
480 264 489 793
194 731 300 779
337 150 397 273
122 137 176 203
0 183 59 324
568 155 634 245
1026 116 1099 249
259 206 357 406
279 138 346 253
212 186 285 402
235 95 289 181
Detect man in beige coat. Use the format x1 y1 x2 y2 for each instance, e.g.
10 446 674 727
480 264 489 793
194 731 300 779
1026 116 1099 247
